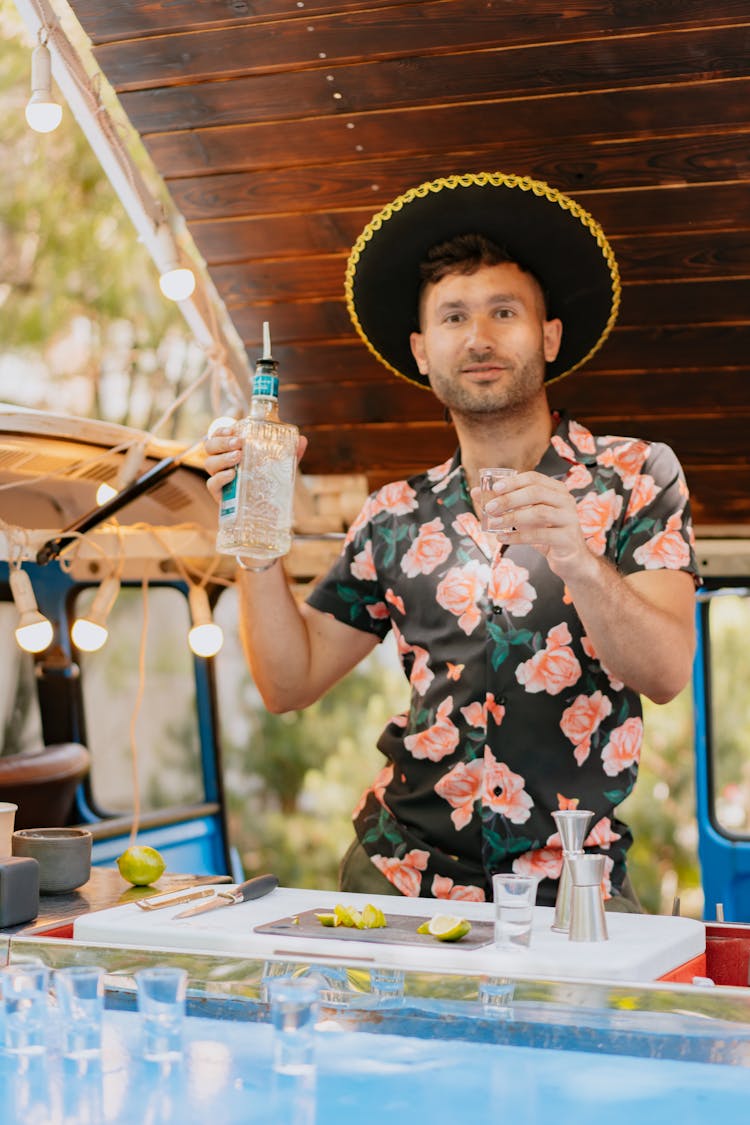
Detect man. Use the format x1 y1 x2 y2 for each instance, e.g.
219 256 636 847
205 173 699 910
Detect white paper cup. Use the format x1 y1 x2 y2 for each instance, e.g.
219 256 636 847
0 803 18 858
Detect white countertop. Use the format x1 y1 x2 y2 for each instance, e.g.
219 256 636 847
72 885 705 984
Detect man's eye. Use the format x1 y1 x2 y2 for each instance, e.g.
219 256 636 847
443 313 465 324
494 308 514 318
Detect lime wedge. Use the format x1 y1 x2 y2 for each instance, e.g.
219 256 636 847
422 914 472 942
358 903 387 929
315 912 340 927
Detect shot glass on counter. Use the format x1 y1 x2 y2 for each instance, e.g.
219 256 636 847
2 962 50 1054
135 966 187 1062
267 975 320 1075
492 872 538 951
55 965 105 1058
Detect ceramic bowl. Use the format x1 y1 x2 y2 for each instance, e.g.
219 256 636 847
12 827 92 893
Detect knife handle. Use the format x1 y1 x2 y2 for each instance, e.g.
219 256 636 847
232 873 279 903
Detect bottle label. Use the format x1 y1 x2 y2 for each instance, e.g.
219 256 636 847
219 471 239 521
253 373 278 398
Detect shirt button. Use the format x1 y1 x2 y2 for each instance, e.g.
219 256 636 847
492 605 503 615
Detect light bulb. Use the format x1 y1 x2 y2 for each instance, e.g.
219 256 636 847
159 266 196 301
25 42 62 134
10 568 54 653
156 223 195 301
188 585 223 657
188 621 224 658
71 618 108 653
71 576 120 653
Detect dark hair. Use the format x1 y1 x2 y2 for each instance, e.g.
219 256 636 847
417 233 549 319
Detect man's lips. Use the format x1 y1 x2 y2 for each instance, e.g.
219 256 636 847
461 364 507 381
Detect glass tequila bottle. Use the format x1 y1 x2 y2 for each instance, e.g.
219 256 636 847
216 324 298 564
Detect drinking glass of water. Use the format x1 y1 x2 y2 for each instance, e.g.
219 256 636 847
492 872 538 950
267 975 320 1075
135 966 187 1061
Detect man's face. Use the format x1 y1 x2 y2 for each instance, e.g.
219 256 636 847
409 262 562 416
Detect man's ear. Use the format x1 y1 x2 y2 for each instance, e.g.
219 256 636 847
410 331 429 376
543 318 563 363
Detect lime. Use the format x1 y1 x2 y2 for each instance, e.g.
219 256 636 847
116 845 166 887
314 912 340 927
358 903 387 929
334 904 361 928
420 914 472 942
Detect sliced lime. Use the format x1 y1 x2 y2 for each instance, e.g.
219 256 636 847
424 914 472 942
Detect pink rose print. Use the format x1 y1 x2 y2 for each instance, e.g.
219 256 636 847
427 457 454 482
565 463 593 492
569 420 596 455
632 513 691 570
460 693 506 730
432 875 486 902
488 557 537 617
482 746 533 823
625 474 660 519
556 793 580 810
551 435 578 462
409 645 434 696
435 758 484 830
598 439 650 489
513 846 563 880
372 849 429 896
344 494 378 545
401 518 453 577
447 662 465 681
560 691 614 766
385 588 405 614
350 539 376 581
576 489 623 556
436 560 490 635
404 696 460 762
366 602 389 619
371 480 418 517
516 622 582 696
352 763 394 818
584 817 622 850
601 717 643 777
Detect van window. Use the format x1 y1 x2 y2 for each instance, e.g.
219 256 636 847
708 593 750 836
77 585 203 814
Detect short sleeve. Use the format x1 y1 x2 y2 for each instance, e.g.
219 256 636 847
615 442 701 583
306 499 392 640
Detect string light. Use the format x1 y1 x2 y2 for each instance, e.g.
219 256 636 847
10 567 54 653
71 574 120 652
187 585 223 657
25 32 62 133
156 222 196 302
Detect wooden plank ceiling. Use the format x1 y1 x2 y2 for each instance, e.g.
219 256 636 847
67 0 750 529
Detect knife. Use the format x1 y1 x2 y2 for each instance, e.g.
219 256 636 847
174 873 279 919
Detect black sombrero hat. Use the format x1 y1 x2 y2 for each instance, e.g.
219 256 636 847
345 172 620 387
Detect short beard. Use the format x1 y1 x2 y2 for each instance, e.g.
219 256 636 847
428 351 546 420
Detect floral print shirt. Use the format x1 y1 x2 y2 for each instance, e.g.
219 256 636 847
307 415 700 905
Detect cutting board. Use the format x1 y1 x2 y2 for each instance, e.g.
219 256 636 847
254 908 494 949
72 885 706 983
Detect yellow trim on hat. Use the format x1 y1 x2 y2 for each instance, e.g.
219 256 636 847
344 171 621 387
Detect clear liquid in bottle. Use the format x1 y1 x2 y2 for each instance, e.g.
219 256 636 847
216 323 298 563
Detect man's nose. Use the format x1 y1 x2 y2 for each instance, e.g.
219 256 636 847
464 316 495 353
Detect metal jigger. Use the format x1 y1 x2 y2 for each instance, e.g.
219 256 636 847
568 853 609 943
551 809 593 932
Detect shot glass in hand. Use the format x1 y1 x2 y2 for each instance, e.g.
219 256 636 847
493 872 538 951
479 468 517 533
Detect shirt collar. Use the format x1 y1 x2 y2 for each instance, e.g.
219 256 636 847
424 410 596 494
